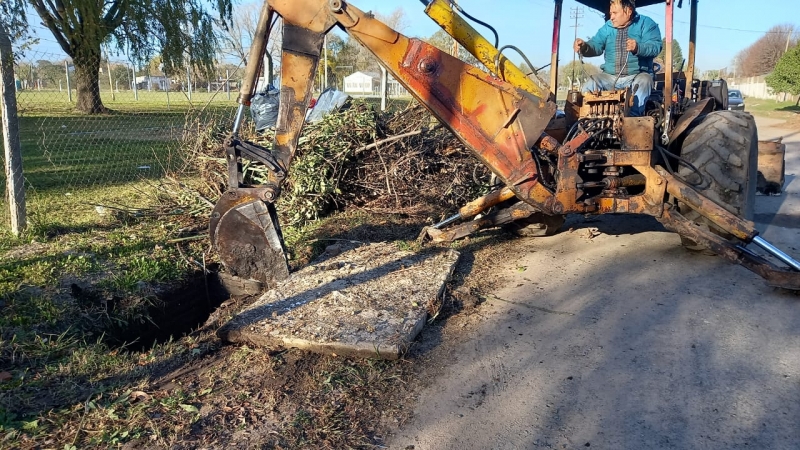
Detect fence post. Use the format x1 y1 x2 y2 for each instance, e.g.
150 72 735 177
380 66 388 111
65 60 72 102
131 64 138 100
106 57 115 101
0 24 26 235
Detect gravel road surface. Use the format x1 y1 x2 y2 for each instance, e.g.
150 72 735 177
389 116 800 450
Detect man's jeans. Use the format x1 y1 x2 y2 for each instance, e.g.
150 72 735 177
582 72 653 117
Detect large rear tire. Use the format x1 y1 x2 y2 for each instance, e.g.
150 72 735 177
675 111 758 250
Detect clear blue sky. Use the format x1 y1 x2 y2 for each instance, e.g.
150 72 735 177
343 0 797 74
23 0 797 74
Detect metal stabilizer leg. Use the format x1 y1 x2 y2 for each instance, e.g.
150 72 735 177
658 205 800 290
422 202 562 243
420 186 517 242
751 236 800 272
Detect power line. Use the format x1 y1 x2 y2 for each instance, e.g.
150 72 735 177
640 6 795 34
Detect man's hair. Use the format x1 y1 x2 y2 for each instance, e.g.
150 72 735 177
610 0 636 10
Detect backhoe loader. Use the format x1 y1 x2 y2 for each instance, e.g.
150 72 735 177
209 0 800 290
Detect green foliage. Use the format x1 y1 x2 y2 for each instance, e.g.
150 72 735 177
766 44 800 101
245 103 378 227
426 29 482 68
0 295 70 329
27 0 233 112
657 38 685 71
99 255 183 292
0 0 28 45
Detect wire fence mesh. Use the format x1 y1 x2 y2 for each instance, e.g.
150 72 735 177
2 48 248 231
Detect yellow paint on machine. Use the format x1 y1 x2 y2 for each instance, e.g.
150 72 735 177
424 0 547 100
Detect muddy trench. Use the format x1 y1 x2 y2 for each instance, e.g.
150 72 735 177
103 270 245 351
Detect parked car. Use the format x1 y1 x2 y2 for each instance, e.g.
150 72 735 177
728 89 745 111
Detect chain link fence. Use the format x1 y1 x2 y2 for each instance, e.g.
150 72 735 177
2 48 250 231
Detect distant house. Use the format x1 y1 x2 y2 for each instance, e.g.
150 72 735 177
135 75 171 91
343 71 409 97
344 71 379 94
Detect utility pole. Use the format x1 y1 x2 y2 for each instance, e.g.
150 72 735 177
324 34 328 91
570 6 584 88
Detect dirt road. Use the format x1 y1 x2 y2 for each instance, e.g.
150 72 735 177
389 116 800 449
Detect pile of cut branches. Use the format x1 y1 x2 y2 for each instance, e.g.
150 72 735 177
175 99 494 229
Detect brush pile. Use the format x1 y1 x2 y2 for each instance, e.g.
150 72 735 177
178 99 494 228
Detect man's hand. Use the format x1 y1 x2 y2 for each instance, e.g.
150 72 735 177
626 38 638 54
574 38 585 54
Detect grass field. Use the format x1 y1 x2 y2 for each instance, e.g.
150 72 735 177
741 98 800 122
1 87 798 448
12 90 237 193
0 92 436 448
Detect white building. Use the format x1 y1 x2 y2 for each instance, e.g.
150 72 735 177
343 71 409 97
135 75 171 91
344 71 379 94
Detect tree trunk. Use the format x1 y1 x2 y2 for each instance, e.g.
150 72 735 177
73 47 108 114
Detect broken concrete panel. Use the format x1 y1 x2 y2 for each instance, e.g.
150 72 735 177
218 242 460 359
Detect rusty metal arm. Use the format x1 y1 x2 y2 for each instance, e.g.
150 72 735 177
657 167 759 242
263 0 558 213
233 2 275 135
657 205 800 290
655 167 800 288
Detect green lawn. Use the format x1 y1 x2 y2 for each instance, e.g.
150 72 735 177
16 89 240 115
11 90 238 193
742 98 800 121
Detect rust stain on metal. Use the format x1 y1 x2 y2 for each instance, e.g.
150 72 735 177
551 132 590 214
620 117 655 151
394 38 557 212
658 205 800 290
660 168 758 241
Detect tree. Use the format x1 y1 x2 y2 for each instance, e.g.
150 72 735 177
110 64 130 90
558 60 600 89
28 0 233 114
216 2 283 86
321 34 346 89
333 8 409 77
656 39 684 72
766 44 800 105
735 24 797 77
37 60 66 88
0 0 29 48
15 61 36 89
426 29 482 68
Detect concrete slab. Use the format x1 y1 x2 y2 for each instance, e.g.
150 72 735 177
218 242 460 359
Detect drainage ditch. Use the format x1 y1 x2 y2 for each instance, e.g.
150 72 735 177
104 270 261 351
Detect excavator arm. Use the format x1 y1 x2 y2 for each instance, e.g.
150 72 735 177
211 0 558 284
210 0 800 290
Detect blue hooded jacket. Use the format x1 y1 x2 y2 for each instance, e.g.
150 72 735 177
583 13 663 76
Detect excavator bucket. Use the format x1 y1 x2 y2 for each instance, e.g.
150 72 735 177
209 190 289 285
